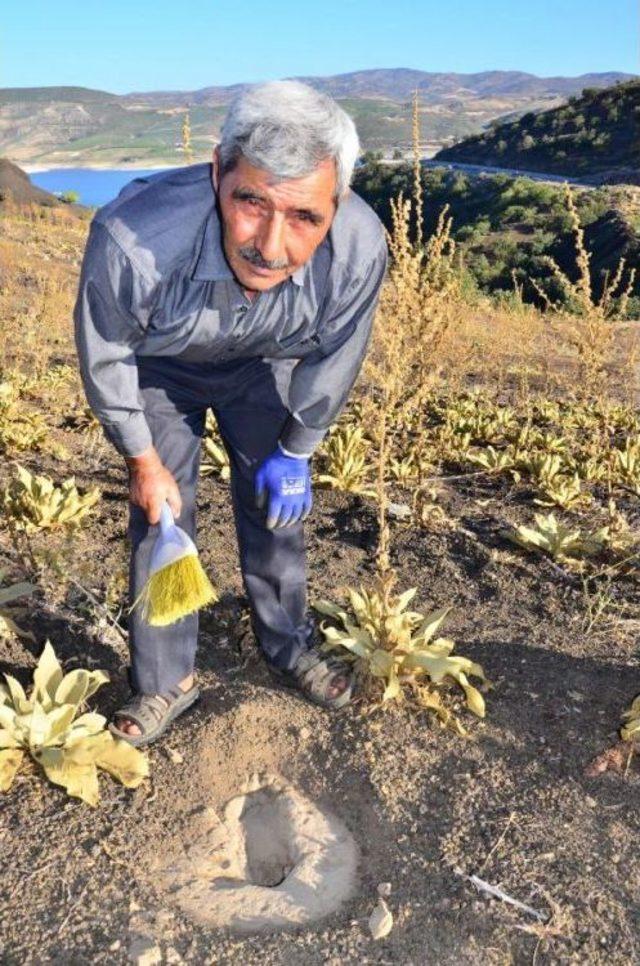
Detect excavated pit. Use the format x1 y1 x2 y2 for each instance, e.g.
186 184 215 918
159 774 359 934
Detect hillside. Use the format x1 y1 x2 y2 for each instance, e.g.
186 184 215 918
353 160 640 314
436 79 640 184
1 69 634 167
0 158 61 206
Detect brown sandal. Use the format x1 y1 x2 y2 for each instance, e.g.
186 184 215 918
268 646 354 711
109 684 200 748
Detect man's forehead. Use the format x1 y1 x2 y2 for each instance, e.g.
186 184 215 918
227 156 337 205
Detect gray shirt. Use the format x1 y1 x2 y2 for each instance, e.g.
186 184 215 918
73 163 388 458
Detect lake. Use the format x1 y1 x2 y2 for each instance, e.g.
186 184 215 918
29 167 175 208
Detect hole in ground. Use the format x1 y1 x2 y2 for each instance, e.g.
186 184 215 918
239 787 295 887
157 775 360 933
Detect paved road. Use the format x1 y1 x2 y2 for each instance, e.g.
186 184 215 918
375 157 595 190
421 159 596 189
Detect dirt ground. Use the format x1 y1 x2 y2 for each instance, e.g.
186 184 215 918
1 207 639 964
1 427 640 965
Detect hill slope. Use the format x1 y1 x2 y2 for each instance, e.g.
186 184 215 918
1 70 635 167
435 79 640 184
0 158 61 206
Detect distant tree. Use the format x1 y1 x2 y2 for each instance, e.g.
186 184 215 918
392 148 403 160
59 190 79 204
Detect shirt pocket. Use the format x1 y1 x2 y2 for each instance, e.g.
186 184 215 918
142 279 227 359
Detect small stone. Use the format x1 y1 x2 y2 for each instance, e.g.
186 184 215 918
585 796 597 808
109 940 121 951
387 502 412 520
299 726 311 741
377 882 392 897
368 898 393 939
165 747 184 765
128 935 162 966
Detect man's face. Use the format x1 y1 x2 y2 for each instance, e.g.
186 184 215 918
212 148 339 293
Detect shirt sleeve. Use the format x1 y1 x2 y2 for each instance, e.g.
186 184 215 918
73 221 153 458
278 239 388 458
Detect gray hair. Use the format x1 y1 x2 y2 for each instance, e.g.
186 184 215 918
217 80 360 201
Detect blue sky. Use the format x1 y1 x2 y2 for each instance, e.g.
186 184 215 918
3 0 638 93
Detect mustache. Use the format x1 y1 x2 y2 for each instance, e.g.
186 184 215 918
238 245 289 271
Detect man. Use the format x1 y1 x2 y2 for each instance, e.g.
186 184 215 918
74 80 388 746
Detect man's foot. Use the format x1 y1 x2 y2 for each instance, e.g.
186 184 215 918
269 645 354 710
110 674 198 747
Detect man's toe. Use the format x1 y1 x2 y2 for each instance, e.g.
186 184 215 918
115 716 142 737
327 674 349 699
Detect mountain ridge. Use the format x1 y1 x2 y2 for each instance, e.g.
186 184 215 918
1 69 635 167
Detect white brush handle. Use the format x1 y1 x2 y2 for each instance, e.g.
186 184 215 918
149 501 198 576
159 501 176 536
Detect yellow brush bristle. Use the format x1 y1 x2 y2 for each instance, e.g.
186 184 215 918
136 555 218 627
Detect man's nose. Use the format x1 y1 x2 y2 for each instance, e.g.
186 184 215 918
256 213 286 264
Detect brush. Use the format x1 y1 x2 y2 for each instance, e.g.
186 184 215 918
131 501 217 626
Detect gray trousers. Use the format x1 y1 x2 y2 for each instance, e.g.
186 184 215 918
128 354 309 694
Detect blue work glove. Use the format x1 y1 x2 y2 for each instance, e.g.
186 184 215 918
254 445 312 529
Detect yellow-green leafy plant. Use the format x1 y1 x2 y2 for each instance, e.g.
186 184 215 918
0 568 37 641
66 404 101 440
313 586 486 732
201 437 231 480
468 445 517 475
2 465 100 532
520 452 566 487
620 695 640 742
576 455 609 484
602 500 637 556
536 433 570 455
316 423 375 496
535 473 589 511
388 452 421 484
0 641 148 805
611 439 640 494
433 424 473 463
510 512 609 564
200 414 230 480
38 364 77 394
0 382 48 453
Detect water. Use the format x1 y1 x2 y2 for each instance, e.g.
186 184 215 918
29 167 174 208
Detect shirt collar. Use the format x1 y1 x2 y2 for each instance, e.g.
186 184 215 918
191 199 306 287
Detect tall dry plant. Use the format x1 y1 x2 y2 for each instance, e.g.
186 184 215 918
315 107 487 723
532 184 636 397
181 111 193 165
365 89 461 604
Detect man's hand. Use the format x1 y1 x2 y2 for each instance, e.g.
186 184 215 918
126 446 182 525
255 447 312 528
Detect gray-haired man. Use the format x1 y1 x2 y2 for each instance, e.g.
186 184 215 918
74 80 388 745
